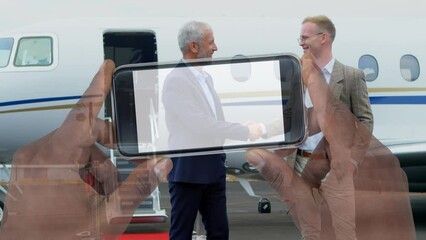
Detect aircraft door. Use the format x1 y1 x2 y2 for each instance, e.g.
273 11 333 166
103 31 157 66
103 31 158 143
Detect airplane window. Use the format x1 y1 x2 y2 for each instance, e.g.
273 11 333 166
14 37 53 67
358 54 378 81
230 54 251 82
0 38 13 68
400 54 420 82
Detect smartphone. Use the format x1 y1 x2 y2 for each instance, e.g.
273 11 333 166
111 53 306 158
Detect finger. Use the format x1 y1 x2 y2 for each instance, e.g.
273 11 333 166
246 149 294 198
120 157 172 209
95 118 116 149
301 52 322 86
57 60 115 149
85 145 120 195
77 59 115 121
301 50 316 64
103 157 171 228
132 157 173 183
273 148 297 158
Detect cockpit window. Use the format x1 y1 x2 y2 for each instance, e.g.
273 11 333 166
0 38 13 68
400 54 420 82
14 37 53 67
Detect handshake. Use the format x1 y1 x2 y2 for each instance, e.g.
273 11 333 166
244 121 264 141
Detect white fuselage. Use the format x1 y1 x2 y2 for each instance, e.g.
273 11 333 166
0 15 425 170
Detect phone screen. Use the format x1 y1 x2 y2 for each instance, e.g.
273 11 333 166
112 54 305 157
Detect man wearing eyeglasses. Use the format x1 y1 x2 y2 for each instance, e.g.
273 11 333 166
292 15 373 240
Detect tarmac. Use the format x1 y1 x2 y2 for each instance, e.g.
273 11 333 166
124 180 302 239
123 179 426 240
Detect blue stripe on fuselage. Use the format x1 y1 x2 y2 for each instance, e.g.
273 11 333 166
1 95 426 109
369 96 426 104
0 96 81 107
222 96 426 107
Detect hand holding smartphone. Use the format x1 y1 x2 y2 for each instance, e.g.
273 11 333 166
111 53 306 157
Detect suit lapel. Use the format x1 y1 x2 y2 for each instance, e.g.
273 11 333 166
329 60 344 98
183 66 219 119
179 60 223 120
206 74 225 120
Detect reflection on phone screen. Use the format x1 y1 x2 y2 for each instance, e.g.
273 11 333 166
132 58 288 155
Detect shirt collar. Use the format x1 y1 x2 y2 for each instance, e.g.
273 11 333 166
322 58 335 76
181 59 207 80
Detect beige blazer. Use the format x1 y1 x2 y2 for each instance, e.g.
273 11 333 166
328 60 373 132
265 59 373 138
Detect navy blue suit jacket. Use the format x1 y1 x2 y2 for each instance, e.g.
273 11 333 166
162 62 249 184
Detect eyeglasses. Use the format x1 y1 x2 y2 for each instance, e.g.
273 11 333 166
297 32 324 44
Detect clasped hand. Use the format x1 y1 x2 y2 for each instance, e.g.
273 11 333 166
0 60 172 240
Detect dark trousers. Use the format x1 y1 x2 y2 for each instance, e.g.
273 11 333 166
168 176 229 240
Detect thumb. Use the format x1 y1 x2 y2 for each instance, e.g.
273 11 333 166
301 52 323 87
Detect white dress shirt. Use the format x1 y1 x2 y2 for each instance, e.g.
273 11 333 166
299 58 335 151
184 60 217 118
